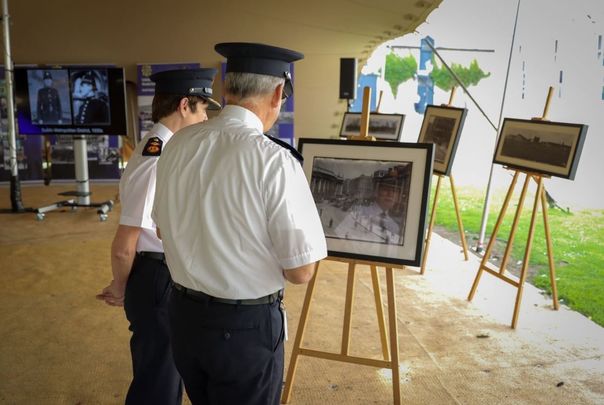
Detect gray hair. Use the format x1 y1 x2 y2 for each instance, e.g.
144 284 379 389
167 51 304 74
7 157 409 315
224 72 284 101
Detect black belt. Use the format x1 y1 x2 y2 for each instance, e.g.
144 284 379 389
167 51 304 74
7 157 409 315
173 283 282 306
137 251 165 262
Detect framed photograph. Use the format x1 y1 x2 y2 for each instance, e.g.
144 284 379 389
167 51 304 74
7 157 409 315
493 118 588 180
339 112 405 141
417 105 467 175
298 138 434 266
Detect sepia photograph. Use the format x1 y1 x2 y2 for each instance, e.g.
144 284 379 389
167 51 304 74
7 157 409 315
494 118 588 179
417 105 467 175
298 138 434 266
340 112 405 140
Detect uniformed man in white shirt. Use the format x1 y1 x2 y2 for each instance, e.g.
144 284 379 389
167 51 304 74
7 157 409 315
152 43 327 405
97 68 220 405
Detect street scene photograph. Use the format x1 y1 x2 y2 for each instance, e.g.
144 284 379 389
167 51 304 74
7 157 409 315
499 121 575 168
310 156 412 246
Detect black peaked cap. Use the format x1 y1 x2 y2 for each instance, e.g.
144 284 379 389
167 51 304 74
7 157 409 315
215 42 304 78
150 68 221 110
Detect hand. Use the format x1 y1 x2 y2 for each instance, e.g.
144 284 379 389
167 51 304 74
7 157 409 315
96 279 126 306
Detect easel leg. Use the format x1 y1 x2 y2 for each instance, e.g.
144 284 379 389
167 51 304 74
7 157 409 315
282 262 321 404
420 175 442 275
385 267 401 405
341 261 357 355
468 171 520 301
512 177 543 329
498 174 531 275
449 175 469 260
540 188 560 310
370 264 390 360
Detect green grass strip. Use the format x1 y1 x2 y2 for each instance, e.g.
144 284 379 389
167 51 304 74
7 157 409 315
430 181 604 327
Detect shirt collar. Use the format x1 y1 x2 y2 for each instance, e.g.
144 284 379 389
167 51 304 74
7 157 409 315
219 105 264 134
151 122 174 142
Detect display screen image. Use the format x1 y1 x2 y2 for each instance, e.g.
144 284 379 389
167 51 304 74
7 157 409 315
15 66 127 136
26 69 72 125
70 68 111 126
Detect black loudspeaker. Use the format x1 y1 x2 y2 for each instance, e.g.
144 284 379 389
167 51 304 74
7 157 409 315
339 58 357 100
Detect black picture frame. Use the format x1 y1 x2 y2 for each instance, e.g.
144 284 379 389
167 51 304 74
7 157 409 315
298 138 434 266
339 112 405 141
493 118 588 180
417 105 467 175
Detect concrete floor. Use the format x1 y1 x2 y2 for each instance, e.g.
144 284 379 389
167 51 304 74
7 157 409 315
1 183 603 404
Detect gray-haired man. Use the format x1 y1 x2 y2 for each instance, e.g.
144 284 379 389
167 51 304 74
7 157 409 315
152 43 327 404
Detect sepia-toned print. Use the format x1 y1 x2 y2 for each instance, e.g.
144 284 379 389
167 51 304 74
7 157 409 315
340 113 405 140
494 118 588 180
417 105 467 175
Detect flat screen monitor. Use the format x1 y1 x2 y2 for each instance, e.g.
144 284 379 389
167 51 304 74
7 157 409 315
14 66 127 136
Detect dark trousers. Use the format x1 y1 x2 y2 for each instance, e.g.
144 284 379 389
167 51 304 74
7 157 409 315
169 288 285 405
123 254 183 405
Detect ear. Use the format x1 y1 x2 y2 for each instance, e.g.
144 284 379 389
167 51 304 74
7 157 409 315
178 97 189 114
270 83 283 108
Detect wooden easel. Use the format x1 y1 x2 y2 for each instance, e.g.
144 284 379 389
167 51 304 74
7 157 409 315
467 86 560 329
282 87 403 404
420 87 469 275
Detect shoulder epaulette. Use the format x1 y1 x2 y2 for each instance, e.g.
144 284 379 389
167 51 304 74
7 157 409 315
142 137 163 156
264 134 303 164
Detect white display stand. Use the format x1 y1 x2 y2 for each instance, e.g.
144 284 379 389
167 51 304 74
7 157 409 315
35 135 113 221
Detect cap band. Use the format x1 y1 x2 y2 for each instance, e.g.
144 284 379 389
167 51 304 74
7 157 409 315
225 57 291 78
188 87 213 96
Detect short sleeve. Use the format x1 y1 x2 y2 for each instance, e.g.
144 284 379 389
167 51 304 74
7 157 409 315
119 157 157 230
265 155 327 269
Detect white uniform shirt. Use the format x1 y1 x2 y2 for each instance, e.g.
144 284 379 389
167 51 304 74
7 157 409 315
119 123 173 253
152 105 327 299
